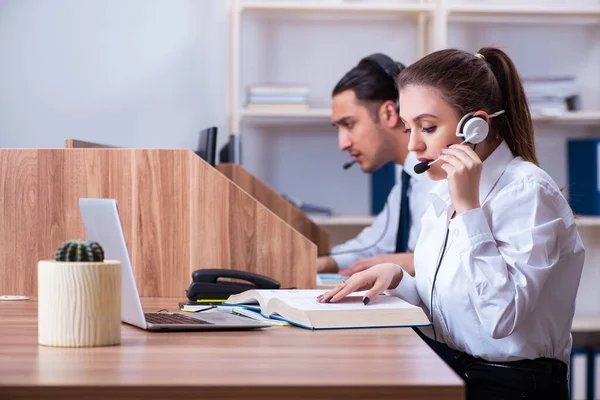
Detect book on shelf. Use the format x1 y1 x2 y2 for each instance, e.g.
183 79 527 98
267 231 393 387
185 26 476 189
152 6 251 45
247 94 308 104
224 289 431 330
244 103 309 111
523 76 581 115
247 84 310 96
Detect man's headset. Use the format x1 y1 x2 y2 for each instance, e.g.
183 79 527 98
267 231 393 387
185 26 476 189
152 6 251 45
361 53 404 114
342 53 405 170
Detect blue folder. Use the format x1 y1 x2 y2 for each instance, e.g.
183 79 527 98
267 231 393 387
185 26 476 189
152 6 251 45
568 139 600 215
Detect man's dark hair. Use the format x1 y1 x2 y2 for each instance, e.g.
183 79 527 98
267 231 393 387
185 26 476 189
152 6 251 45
332 57 403 121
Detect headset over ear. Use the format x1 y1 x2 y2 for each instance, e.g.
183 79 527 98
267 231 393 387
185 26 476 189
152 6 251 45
456 112 489 144
456 110 505 144
360 53 405 114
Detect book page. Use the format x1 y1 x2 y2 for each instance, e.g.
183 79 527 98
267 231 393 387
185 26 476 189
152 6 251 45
276 291 418 311
229 289 420 311
227 289 320 305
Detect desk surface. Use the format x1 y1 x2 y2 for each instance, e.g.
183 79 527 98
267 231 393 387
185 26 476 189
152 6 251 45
0 298 464 400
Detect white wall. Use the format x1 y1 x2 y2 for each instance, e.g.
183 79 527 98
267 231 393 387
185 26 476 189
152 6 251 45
0 0 227 150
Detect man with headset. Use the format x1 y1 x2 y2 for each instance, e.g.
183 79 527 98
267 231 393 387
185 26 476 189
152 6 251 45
317 53 436 276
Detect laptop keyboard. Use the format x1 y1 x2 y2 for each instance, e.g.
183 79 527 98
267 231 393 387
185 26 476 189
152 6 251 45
144 313 213 325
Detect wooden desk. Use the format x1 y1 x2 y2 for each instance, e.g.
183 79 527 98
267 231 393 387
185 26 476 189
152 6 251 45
0 298 464 400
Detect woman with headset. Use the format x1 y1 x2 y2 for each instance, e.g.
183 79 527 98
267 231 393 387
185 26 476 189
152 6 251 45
318 47 584 399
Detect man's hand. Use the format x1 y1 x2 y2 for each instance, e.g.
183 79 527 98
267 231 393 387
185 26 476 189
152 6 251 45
317 256 339 273
339 253 414 277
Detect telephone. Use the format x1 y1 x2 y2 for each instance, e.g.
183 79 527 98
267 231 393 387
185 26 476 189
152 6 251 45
185 269 281 301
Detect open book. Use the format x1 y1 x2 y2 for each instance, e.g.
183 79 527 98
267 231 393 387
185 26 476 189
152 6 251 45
225 289 431 330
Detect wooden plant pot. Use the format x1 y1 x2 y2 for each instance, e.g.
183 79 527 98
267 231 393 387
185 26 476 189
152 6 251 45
37 260 121 347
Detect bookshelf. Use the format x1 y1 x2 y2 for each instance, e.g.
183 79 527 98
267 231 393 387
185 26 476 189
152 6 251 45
227 0 437 135
228 0 600 210
231 2 600 129
229 0 600 133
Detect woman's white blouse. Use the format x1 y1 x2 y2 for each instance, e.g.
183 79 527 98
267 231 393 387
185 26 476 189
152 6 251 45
389 141 585 364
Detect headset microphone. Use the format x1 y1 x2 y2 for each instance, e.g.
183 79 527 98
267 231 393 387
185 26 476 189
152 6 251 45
414 160 431 174
343 160 357 170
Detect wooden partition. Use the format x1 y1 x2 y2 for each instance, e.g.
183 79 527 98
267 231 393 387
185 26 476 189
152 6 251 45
216 164 330 254
64 139 115 148
0 148 316 298
65 139 331 254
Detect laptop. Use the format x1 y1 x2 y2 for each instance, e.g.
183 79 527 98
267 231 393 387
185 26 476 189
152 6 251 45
78 198 271 332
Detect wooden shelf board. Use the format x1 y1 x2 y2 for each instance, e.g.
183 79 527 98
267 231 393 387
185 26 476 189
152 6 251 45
238 1 435 16
575 215 600 227
241 107 331 119
532 110 600 125
572 315 600 333
447 4 600 19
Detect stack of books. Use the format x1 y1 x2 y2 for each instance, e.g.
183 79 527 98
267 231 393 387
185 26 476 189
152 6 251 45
523 76 581 116
245 84 310 112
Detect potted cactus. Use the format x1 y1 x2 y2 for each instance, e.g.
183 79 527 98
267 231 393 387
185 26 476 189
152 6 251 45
54 239 106 263
38 239 121 347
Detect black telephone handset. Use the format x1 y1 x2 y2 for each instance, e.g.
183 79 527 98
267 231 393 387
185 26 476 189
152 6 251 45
186 269 280 301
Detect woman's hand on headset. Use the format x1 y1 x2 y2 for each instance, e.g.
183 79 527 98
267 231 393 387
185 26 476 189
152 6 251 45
317 263 404 305
438 144 482 215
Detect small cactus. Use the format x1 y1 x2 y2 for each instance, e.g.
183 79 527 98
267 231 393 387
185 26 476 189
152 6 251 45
55 240 104 262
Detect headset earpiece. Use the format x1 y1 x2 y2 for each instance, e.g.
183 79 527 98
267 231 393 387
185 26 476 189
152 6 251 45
456 112 489 144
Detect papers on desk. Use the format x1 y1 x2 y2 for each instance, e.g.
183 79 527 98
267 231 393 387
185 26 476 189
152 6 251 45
226 307 290 327
180 304 215 312
316 273 346 289
180 303 289 326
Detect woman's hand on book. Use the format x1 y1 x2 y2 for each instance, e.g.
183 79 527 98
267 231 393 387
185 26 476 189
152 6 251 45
317 263 404 305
